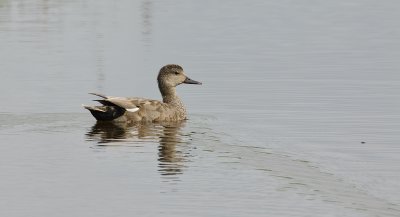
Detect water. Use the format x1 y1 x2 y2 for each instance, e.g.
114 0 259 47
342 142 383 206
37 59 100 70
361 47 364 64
1 0 400 216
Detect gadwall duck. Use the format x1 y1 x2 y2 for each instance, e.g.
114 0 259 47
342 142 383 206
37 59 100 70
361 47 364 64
83 64 202 122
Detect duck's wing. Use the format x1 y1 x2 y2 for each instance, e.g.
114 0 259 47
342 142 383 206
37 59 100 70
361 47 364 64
88 93 160 113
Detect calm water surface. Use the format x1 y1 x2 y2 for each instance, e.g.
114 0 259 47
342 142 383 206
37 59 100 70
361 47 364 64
1 0 400 216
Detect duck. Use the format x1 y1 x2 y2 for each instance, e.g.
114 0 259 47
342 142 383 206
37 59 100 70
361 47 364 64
83 64 202 123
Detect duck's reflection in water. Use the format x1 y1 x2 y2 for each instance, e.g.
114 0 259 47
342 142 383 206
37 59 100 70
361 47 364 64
86 121 189 178
158 123 186 177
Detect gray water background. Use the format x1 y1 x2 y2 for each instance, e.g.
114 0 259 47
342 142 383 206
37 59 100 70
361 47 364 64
1 0 400 216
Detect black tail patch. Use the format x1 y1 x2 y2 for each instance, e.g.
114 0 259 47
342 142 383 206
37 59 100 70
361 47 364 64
87 106 125 121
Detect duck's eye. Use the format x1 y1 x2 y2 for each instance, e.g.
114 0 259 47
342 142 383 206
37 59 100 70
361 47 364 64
174 72 180 75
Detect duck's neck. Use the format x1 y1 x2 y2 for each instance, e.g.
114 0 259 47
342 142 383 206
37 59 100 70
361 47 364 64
158 82 187 119
159 84 182 105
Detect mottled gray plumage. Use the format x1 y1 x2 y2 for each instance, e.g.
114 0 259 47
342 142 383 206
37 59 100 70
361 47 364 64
83 64 202 123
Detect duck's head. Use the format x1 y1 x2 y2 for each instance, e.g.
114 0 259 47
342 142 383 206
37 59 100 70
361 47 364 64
157 64 202 88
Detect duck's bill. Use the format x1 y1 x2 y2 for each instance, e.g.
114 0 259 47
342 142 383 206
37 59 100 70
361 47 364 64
184 77 202 85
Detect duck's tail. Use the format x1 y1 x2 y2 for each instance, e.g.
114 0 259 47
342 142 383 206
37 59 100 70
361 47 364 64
83 104 125 121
